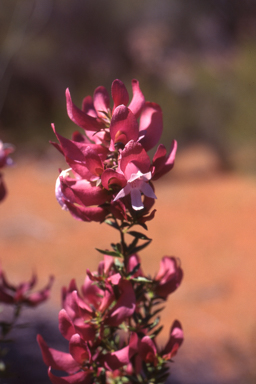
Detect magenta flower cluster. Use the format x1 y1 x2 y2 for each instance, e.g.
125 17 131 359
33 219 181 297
0 266 54 308
53 79 177 224
38 253 183 384
38 79 183 384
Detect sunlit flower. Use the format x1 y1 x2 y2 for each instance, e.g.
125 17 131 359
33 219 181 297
113 169 156 210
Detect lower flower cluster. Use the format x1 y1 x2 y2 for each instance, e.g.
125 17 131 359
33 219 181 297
38 252 183 384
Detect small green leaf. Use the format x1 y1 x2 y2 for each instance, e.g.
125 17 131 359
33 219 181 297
130 239 152 255
127 231 151 240
104 220 119 230
111 243 122 253
151 306 165 318
150 325 163 338
136 222 148 230
95 248 122 257
148 316 160 331
127 237 139 254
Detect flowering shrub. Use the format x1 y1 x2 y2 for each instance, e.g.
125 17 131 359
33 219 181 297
38 79 183 384
0 140 54 377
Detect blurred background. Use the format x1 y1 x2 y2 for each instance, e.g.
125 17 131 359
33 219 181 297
0 1 256 383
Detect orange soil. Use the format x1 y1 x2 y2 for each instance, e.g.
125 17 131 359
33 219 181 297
0 146 255 381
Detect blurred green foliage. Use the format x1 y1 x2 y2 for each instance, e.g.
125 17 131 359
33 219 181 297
0 0 256 171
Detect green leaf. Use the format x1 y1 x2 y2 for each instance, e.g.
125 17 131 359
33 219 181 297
137 222 148 230
148 316 160 331
127 237 139 254
111 243 122 253
127 231 151 240
151 306 165 317
129 239 152 255
104 220 119 229
95 248 122 257
150 325 163 338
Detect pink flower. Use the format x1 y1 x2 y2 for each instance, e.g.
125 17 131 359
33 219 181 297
127 321 183 372
53 79 178 222
155 256 183 299
38 332 135 383
0 141 14 169
37 333 94 384
0 266 54 307
112 140 156 211
161 320 184 360
152 140 177 181
59 272 136 343
66 79 145 135
55 168 110 222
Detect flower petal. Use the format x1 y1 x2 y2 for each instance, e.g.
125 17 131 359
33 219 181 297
128 79 145 118
59 309 76 341
111 79 129 111
107 280 136 326
69 334 91 365
162 320 184 359
103 345 130 371
61 178 110 207
139 181 157 200
37 335 79 374
109 106 139 151
101 169 127 190
66 88 103 131
64 201 108 223
93 86 110 119
48 368 92 384
139 102 163 151
120 141 151 175
130 188 144 211
152 140 177 181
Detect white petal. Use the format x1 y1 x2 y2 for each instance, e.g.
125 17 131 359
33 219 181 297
130 188 144 210
140 181 157 199
113 184 131 202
